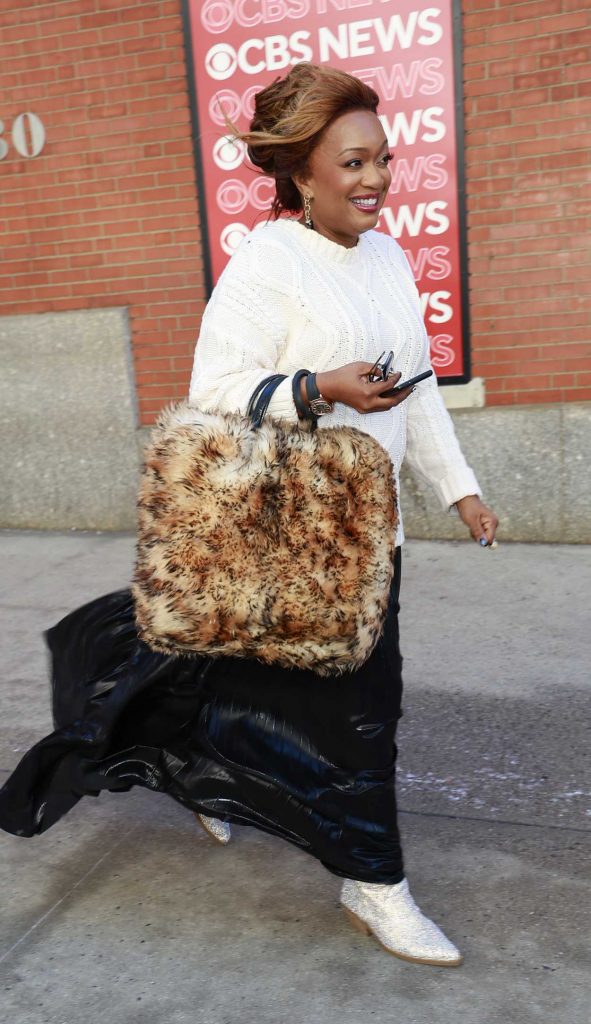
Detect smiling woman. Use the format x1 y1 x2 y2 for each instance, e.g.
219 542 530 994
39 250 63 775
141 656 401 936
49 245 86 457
220 62 388 240
291 108 393 248
190 63 495 961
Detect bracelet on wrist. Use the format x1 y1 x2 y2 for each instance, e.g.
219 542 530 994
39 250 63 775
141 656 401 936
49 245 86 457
292 368 315 421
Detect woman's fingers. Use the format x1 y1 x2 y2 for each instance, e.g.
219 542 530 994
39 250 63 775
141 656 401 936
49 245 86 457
479 509 499 545
373 386 414 410
473 508 499 545
325 362 418 413
363 371 413 410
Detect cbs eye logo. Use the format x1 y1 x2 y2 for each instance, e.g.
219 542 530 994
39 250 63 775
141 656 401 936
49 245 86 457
204 32 312 81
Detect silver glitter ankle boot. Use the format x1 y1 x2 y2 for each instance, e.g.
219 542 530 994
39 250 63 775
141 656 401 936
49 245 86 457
194 812 232 845
340 877 463 967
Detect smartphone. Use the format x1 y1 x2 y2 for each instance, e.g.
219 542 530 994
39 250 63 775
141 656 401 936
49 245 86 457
380 368 433 396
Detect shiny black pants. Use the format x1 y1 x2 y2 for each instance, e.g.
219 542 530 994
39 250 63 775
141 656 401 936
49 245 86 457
0 549 405 884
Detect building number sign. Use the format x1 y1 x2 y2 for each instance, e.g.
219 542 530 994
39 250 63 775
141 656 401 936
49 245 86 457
0 113 46 160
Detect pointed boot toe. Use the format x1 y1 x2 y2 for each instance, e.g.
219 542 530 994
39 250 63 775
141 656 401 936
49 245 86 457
340 877 463 967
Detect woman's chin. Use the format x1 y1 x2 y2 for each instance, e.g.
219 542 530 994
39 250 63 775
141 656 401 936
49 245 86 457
351 212 381 233
348 204 382 229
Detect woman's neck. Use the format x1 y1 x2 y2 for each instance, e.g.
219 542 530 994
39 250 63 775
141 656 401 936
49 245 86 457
296 216 359 249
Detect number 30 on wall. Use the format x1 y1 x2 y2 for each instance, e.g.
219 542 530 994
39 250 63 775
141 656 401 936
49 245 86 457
0 113 46 160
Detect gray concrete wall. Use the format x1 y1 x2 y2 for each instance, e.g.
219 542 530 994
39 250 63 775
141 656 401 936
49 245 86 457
0 308 139 531
1 307 589 541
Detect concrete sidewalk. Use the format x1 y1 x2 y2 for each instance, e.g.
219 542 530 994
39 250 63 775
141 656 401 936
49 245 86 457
0 531 589 1024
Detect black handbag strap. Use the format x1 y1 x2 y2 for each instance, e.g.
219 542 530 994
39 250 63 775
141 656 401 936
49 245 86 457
247 374 288 428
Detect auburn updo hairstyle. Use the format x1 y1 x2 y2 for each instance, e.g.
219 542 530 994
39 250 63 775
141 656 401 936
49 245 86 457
221 63 380 219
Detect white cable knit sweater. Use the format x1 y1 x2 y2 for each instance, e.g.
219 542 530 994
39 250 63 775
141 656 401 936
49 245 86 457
189 217 481 545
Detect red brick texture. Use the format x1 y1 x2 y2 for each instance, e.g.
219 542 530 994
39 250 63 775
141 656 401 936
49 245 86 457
0 0 203 425
463 0 591 405
1 1 590 420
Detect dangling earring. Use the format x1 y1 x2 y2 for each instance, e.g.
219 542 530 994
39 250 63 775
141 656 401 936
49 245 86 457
303 193 313 229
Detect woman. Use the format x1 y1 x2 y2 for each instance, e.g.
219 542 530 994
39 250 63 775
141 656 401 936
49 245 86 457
187 62 498 964
0 63 497 968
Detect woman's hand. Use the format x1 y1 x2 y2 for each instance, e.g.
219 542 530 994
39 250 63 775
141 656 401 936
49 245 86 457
455 495 499 545
315 362 414 414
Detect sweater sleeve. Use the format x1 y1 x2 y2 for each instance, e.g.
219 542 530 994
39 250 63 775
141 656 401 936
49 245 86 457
395 250 482 510
405 376 482 510
188 234 299 422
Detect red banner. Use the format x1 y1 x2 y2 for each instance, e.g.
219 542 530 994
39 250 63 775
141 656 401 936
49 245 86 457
185 0 469 380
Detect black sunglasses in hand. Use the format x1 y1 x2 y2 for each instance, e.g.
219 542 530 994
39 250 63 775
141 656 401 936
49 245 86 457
367 350 433 394
367 350 395 382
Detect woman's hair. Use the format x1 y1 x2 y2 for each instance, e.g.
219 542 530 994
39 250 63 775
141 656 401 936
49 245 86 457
220 62 380 218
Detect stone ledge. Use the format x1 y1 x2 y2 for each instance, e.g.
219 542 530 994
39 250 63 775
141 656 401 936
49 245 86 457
440 377 485 409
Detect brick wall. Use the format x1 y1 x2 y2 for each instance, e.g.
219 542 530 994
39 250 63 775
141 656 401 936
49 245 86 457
1 0 590 421
0 0 203 425
463 0 591 405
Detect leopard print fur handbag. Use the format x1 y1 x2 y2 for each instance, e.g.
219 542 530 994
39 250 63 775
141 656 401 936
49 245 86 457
132 375 397 676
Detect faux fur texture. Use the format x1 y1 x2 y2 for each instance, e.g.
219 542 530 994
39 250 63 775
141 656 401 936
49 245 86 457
132 401 397 676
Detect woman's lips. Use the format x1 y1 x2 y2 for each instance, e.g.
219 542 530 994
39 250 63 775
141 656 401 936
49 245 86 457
349 195 381 213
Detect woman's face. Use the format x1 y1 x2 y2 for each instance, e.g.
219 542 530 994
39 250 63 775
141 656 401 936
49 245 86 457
294 108 392 249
